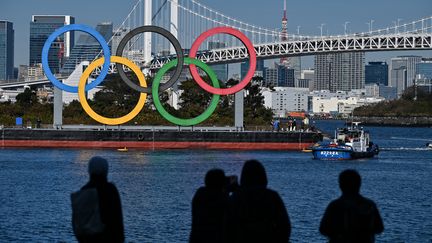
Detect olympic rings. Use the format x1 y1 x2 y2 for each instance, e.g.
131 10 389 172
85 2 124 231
78 56 147 125
152 57 220 126
42 24 111 93
116 26 184 93
42 24 257 126
189 27 257 95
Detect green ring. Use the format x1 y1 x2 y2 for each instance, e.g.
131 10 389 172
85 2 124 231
152 57 220 126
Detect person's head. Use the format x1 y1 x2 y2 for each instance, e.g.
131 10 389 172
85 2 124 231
339 169 361 195
205 169 226 190
88 156 109 179
240 160 268 188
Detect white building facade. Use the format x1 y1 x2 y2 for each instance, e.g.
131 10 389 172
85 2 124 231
311 90 383 115
262 87 310 117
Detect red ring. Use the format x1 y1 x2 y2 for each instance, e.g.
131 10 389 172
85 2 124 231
189 27 257 95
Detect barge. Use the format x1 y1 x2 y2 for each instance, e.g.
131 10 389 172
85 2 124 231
0 128 322 150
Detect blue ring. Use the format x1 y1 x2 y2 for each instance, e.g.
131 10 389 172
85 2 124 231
41 24 111 93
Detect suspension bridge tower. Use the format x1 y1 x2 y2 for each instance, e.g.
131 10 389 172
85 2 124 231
143 0 179 63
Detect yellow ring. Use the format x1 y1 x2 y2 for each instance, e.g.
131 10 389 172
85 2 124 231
78 56 147 125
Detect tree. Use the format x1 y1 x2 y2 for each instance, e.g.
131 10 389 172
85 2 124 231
177 78 214 118
354 85 432 117
243 76 273 125
16 88 38 106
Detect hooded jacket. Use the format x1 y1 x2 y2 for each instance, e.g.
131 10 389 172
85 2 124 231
77 175 125 243
226 160 291 243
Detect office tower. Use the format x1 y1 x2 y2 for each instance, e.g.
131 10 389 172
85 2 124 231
30 15 75 73
241 59 264 80
416 58 432 80
314 52 365 92
62 22 113 75
207 41 228 82
365 61 388 85
111 27 130 55
390 66 407 97
389 56 421 89
0 20 14 80
264 66 278 87
300 69 315 90
277 64 294 87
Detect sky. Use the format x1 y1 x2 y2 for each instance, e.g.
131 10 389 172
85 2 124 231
1 0 431 73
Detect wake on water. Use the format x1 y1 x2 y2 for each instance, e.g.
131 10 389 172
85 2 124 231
390 137 432 142
380 147 432 151
385 137 432 151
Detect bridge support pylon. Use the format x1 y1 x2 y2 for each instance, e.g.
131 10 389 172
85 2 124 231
235 90 244 131
144 0 152 64
170 0 178 54
53 86 63 129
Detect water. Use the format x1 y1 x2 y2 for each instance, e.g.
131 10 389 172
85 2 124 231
1 121 432 242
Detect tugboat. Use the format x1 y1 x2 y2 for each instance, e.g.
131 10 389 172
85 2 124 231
312 122 379 160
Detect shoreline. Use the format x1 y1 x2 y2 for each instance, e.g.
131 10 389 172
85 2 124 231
352 116 432 127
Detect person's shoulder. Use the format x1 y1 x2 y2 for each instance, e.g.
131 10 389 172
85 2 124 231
265 188 285 201
193 187 208 198
80 181 93 190
106 182 120 193
326 197 344 209
358 195 378 207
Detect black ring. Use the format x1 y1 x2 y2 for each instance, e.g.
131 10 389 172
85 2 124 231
116 26 184 93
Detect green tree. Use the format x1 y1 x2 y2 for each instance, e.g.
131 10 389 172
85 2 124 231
16 88 38 106
243 76 273 125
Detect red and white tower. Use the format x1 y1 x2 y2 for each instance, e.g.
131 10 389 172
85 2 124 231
280 0 288 64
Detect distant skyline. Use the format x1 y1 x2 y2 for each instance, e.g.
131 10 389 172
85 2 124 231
1 0 431 70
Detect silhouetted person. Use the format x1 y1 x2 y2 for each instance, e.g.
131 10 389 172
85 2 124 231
320 169 384 243
190 169 230 243
74 156 125 243
226 160 291 243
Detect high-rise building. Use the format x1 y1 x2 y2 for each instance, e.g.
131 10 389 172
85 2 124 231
314 54 332 91
284 57 301 82
365 61 388 85
0 20 14 81
241 58 264 80
207 41 228 82
277 64 294 87
390 67 407 97
416 58 432 80
264 66 278 87
300 69 314 90
314 52 365 92
30 15 75 73
62 22 113 75
111 27 130 55
296 79 311 89
414 58 432 93
389 56 422 90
